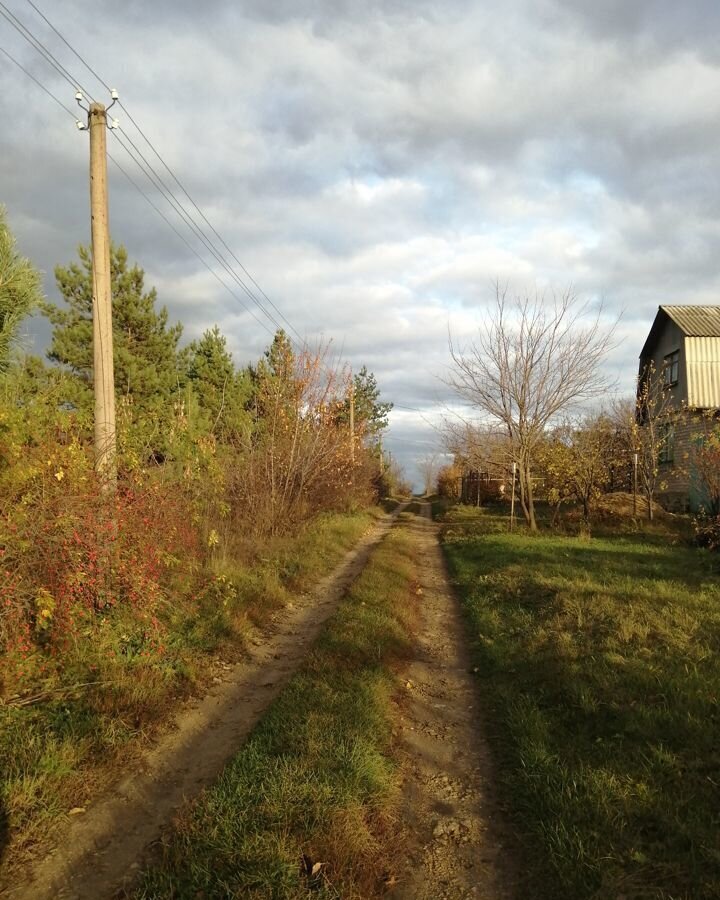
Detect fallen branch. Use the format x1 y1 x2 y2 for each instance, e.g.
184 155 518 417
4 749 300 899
1 680 112 709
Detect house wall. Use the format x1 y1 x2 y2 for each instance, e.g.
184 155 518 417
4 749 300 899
642 318 687 409
657 411 719 512
685 336 720 407
640 310 720 512
657 414 693 511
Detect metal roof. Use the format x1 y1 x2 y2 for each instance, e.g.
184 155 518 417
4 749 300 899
661 305 720 337
639 305 720 359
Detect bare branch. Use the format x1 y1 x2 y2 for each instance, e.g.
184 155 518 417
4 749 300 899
445 284 618 529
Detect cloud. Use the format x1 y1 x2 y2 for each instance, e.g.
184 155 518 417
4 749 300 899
2 0 719 487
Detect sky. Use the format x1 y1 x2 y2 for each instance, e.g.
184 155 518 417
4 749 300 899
2 0 720 487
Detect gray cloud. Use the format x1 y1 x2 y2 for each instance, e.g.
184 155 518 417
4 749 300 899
2 0 720 487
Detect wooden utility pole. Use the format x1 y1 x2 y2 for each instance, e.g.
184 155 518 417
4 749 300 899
632 451 638 517
88 101 117 492
349 374 355 468
510 461 517 530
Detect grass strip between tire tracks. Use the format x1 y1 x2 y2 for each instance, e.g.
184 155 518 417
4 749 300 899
131 520 419 899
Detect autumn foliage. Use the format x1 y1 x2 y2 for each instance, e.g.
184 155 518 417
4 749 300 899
0 239 390 704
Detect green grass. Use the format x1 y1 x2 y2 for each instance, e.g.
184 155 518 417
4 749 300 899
131 525 418 900
440 503 720 900
0 507 383 869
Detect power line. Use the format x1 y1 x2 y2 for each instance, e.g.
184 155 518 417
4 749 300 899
23 0 110 93
6 0 293 341
0 41 276 338
0 43 76 118
0 1 90 96
117 101 306 345
392 403 445 414
110 126 286 334
108 139 278 339
20 0 305 345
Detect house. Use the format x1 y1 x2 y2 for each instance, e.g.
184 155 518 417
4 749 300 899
638 305 720 511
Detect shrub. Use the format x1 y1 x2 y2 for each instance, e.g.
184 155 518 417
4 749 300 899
0 392 202 696
693 510 720 551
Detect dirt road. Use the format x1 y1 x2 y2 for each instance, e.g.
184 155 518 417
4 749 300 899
390 504 517 900
4 506 405 900
6 503 517 900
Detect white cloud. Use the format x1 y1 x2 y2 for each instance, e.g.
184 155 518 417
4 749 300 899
3 0 720 487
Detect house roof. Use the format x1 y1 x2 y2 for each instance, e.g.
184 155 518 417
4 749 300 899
662 305 720 337
639 305 720 358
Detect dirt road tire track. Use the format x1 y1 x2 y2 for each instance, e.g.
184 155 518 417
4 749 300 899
3 505 406 900
390 504 517 900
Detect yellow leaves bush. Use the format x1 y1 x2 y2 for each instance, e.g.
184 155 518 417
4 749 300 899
33 588 55 634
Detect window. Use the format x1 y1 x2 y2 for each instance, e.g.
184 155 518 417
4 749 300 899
663 350 679 386
658 423 675 464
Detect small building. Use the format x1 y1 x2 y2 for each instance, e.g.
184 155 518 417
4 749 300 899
638 305 720 511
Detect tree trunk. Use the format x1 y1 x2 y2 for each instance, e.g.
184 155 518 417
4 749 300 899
526 476 537 531
518 470 530 525
521 462 537 531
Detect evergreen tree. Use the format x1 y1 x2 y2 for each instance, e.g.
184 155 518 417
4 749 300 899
263 329 295 382
0 208 42 374
246 330 297 422
336 365 392 443
43 244 183 419
185 325 251 441
353 365 393 438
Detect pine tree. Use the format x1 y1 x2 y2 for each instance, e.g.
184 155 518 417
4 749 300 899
263 329 295 383
185 325 251 441
0 207 42 374
336 365 392 444
353 366 393 439
43 244 183 419
246 330 297 423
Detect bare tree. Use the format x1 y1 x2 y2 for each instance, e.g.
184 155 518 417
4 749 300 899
417 453 440 496
443 418 509 479
447 285 616 530
442 417 510 504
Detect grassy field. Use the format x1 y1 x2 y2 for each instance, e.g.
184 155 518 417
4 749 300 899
0 507 385 870
131 521 419 899
440 503 720 900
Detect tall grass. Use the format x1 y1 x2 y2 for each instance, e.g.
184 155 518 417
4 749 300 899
0 508 380 868
441 504 720 900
